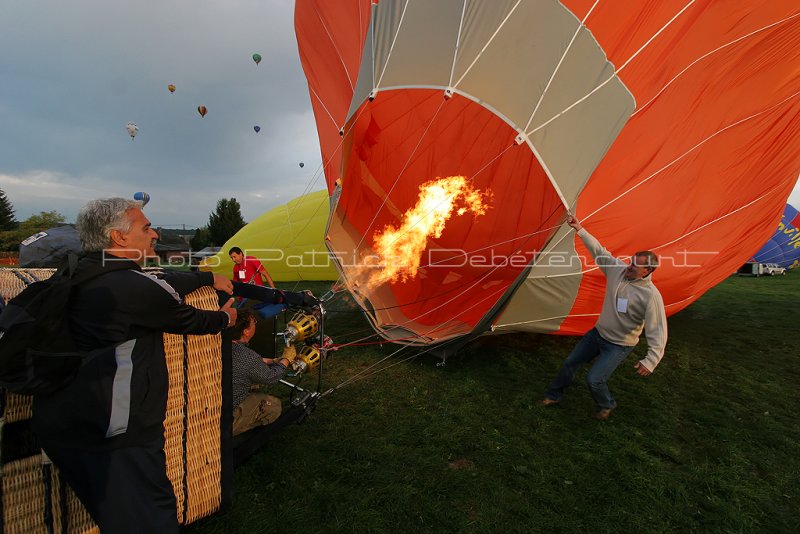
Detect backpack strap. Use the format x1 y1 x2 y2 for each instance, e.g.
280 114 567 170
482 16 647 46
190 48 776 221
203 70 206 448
11 270 33 285
64 254 139 286
67 254 79 278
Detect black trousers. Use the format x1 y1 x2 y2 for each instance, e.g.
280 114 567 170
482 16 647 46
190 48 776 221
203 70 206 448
42 438 178 533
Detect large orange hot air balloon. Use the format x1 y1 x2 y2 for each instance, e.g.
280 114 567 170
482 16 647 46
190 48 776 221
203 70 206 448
197 105 207 118
296 0 800 348
167 84 176 93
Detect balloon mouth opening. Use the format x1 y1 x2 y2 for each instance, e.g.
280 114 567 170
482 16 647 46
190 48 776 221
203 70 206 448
338 262 481 345
326 89 567 344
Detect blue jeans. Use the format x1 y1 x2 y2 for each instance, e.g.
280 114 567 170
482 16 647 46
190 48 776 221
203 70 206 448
545 328 634 409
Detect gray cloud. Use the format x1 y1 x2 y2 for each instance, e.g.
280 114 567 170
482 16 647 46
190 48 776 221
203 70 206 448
1 1 799 230
0 0 322 228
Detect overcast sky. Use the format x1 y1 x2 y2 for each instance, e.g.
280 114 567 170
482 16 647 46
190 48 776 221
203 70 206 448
1 0 799 230
0 0 325 229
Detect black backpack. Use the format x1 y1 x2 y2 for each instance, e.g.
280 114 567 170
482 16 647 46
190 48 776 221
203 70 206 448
0 257 129 395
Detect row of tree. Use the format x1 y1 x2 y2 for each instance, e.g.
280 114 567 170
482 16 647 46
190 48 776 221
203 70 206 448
0 189 247 252
0 190 67 252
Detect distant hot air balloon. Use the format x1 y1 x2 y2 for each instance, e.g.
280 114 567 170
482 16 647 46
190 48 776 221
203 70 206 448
254 126 261 133
197 105 207 117
168 84 176 93
133 192 150 207
125 122 138 140
752 203 800 269
299 162 304 168
252 53 262 65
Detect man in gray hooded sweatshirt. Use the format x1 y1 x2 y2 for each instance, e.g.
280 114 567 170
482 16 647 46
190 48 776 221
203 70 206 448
538 215 667 420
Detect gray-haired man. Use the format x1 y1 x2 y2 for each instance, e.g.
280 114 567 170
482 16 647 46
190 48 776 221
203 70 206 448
32 197 237 532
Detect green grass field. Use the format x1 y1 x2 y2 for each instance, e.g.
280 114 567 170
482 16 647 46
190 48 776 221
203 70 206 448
187 271 799 533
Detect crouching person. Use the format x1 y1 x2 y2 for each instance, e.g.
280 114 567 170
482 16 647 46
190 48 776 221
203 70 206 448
231 308 297 435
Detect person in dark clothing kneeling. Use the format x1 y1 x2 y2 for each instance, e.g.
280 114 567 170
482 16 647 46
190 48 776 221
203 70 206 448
230 308 298 435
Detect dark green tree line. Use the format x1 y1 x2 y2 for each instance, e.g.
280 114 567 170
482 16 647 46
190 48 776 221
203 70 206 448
0 210 67 252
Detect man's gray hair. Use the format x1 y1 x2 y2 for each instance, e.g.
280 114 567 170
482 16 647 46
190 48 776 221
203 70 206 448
76 198 142 252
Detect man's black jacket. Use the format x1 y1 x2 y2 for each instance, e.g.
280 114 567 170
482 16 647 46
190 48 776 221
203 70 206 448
32 253 228 450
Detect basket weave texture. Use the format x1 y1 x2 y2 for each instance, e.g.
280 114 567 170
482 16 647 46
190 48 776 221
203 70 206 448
1 269 224 530
164 285 223 524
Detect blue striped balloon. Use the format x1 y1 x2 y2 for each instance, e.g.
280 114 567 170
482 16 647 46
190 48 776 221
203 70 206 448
133 191 150 207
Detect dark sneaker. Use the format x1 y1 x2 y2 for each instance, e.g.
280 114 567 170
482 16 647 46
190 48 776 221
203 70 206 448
592 407 615 420
536 397 560 407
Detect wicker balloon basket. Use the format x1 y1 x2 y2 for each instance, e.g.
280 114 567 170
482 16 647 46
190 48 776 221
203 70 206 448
0 268 232 532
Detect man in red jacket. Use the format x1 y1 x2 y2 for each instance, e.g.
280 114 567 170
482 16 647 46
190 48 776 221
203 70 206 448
229 246 275 288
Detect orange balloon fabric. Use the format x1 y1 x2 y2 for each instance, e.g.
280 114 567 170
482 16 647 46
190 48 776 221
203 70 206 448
296 0 800 345
555 0 800 334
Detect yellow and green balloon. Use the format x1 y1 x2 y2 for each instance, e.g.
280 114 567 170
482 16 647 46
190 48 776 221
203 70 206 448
203 190 337 281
